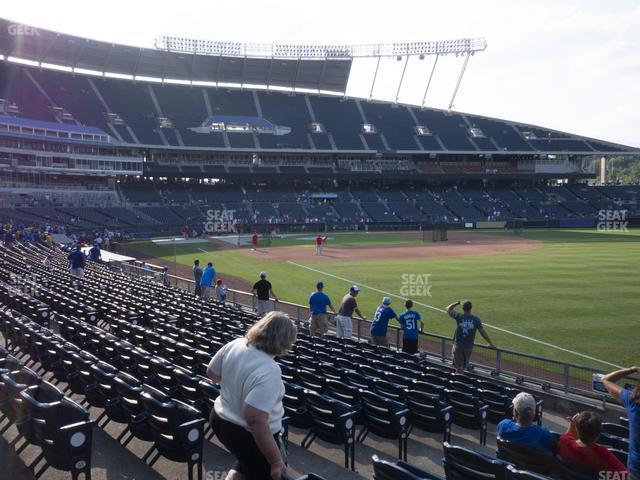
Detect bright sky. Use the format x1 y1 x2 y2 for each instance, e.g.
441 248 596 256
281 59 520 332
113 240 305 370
3 0 639 146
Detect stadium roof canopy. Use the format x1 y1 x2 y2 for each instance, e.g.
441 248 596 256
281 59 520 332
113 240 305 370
0 18 352 92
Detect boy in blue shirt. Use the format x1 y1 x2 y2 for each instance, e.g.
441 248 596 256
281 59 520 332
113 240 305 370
399 299 424 354
370 297 398 346
308 281 337 337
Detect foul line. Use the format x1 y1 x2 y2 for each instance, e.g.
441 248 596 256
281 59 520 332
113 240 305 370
286 260 622 369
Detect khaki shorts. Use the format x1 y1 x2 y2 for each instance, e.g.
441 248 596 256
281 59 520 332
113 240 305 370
452 344 473 370
310 313 329 336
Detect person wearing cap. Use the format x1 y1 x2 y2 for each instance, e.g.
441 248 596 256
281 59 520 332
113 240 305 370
336 285 366 339
399 300 424 354
497 392 555 453
370 297 398 347
308 281 336 337
558 411 627 474
253 272 278 315
446 299 495 373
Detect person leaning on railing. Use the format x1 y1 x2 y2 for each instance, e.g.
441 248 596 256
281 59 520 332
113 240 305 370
445 299 496 374
335 285 366 339
602 366 640 480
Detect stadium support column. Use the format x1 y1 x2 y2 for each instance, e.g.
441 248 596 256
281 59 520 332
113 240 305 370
448 51 471 111
599 156 607 185
395 55 410 103
421 54 439 107
370 57 382 99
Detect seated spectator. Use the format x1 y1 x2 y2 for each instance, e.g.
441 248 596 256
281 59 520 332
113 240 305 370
558 411 626 473
498 392 556 453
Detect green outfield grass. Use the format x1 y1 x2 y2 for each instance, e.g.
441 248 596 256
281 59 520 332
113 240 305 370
126 228 640 369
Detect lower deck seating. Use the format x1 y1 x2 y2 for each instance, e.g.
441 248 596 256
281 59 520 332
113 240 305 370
0 240 629 480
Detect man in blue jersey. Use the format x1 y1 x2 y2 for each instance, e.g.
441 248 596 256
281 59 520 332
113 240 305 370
370 297 398 347
308 281 337 337
399 300 424 354
200 262 216 300
446 299 496 373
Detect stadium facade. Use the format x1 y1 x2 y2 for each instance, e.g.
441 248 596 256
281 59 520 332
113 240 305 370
0 18 638 235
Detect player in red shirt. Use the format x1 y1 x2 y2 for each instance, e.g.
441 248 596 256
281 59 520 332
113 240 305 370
182 224 190 240
315 234 323 255
558 411 627 474
251 233 258 251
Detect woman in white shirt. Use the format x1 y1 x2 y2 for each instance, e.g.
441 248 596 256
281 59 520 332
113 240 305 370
207 311 297 480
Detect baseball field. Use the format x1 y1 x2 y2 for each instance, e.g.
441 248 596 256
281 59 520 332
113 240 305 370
124 228 639 370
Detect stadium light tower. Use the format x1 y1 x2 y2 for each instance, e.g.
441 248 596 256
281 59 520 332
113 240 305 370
155 36 487 109
155 37 487 59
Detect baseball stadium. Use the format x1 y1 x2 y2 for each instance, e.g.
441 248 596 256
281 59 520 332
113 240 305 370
0 9 639 480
